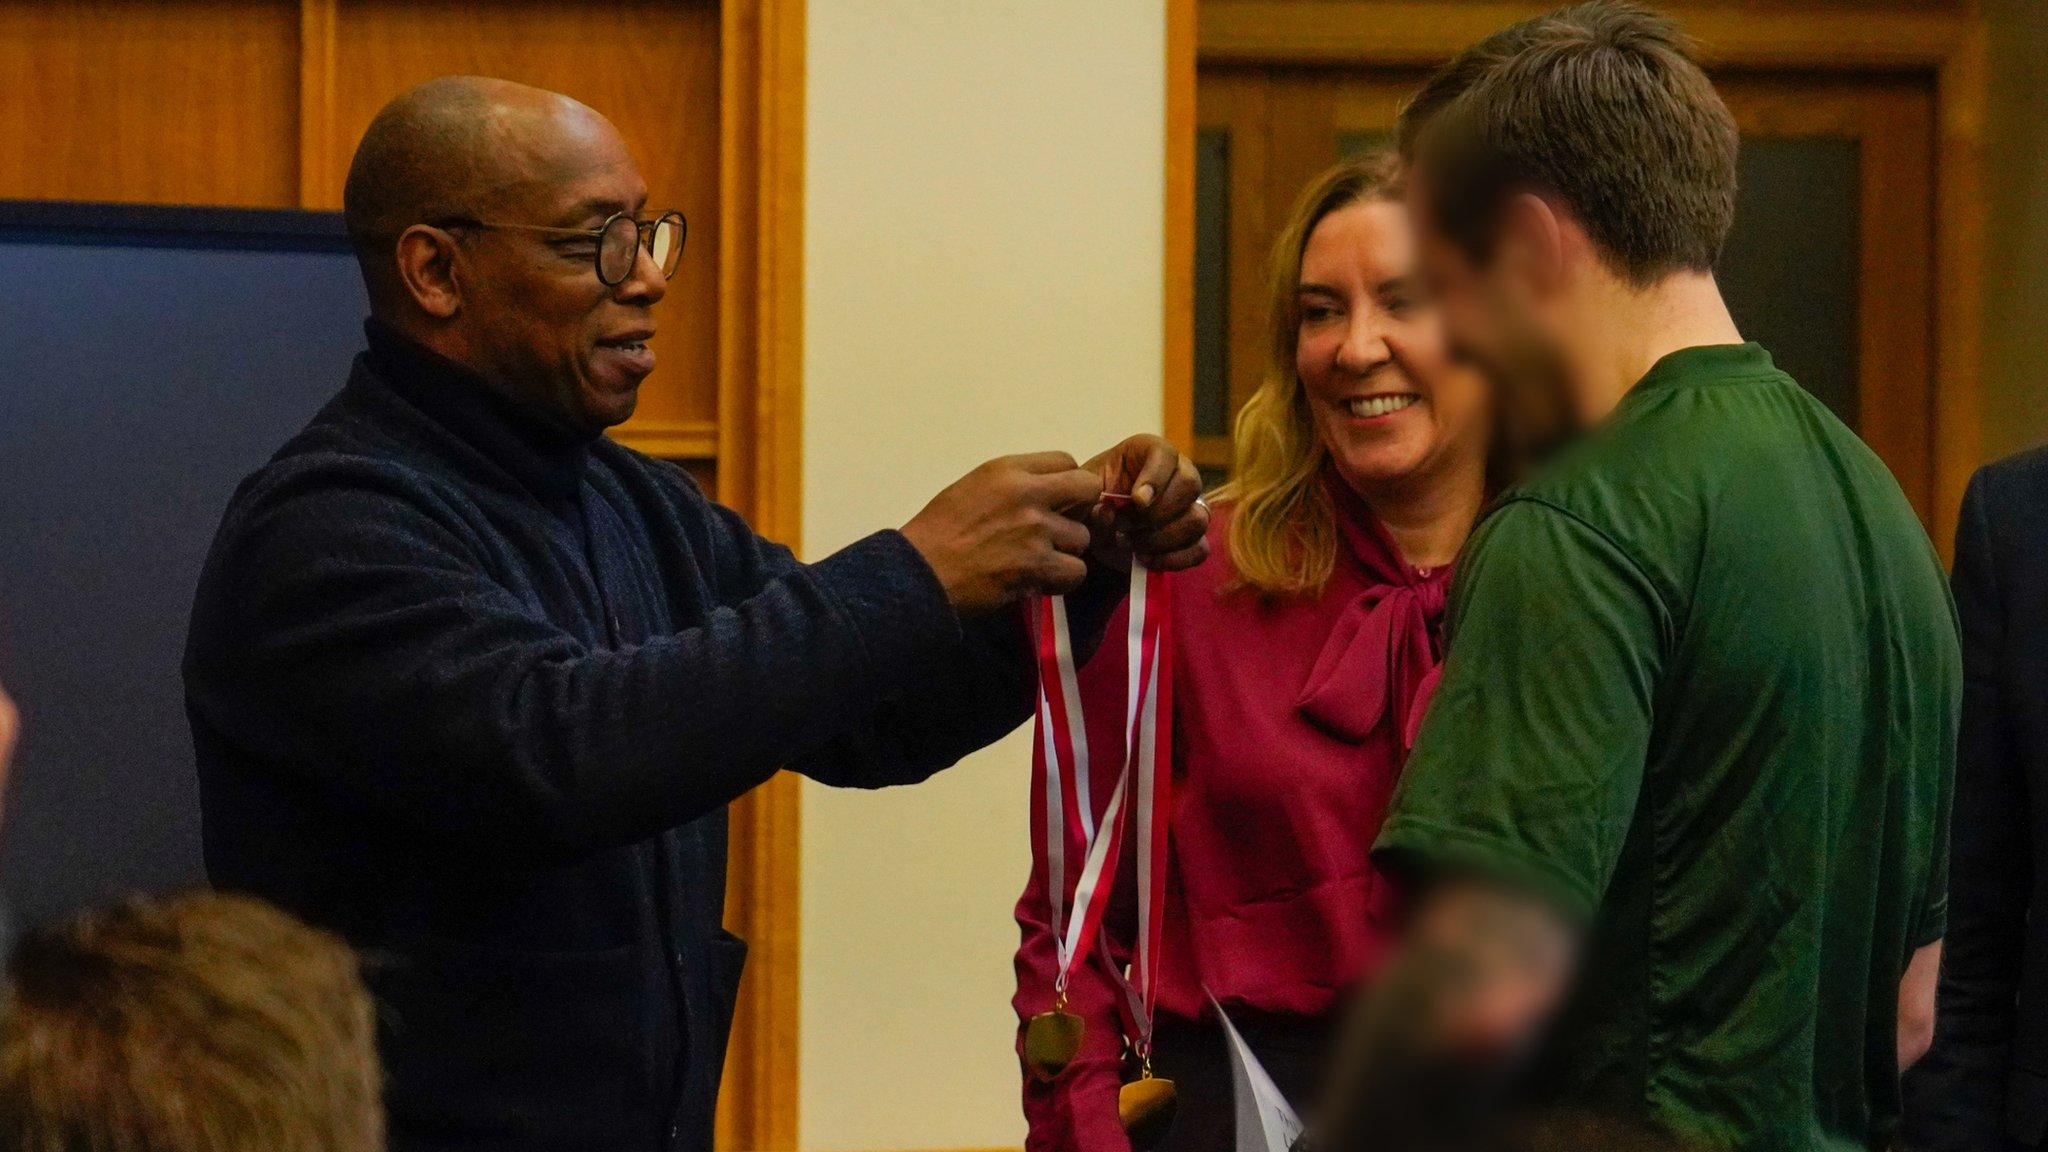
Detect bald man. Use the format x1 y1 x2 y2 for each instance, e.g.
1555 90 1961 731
184 77 1207 1152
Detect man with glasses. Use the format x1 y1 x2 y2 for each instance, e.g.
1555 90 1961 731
184 76 1208 1152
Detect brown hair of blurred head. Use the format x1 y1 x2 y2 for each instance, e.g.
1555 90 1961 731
1396 0 1739 287
0 891 383 1152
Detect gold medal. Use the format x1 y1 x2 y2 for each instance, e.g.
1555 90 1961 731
1118 1071 1178 1150
1023 991 1084 1081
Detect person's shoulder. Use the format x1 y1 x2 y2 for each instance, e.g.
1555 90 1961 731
217 392 474 555
1969 442 2048 519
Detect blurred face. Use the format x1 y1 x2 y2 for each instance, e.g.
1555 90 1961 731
1295 199 1487 499
453 114 667 435
1405 168 1577 457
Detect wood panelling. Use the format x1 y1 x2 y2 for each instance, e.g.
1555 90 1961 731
0 2 300 206
1 0 725 460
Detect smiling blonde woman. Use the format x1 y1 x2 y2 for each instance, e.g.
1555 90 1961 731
1013 152 1493 1152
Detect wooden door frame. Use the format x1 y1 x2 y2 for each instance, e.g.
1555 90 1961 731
713 1 806 1149
1164 0 1987 558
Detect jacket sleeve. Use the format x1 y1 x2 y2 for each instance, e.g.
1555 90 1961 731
1906 471 2030 1151
693 495 1129 791
186 461 1002 863
1013 594 1140 1152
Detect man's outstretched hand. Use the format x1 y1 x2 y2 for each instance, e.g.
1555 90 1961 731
901 452 1103 617
1083 434 1210 573
0 681 15 831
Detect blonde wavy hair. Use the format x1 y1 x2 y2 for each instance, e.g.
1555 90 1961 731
1214 151 1406 597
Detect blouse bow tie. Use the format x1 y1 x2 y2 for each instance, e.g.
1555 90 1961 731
1296 572 1448 750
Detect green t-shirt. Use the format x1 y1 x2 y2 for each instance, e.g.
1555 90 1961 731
1376 343 1959 1151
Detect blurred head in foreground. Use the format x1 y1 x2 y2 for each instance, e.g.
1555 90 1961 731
1397 0 1738 448
0 891 382 1152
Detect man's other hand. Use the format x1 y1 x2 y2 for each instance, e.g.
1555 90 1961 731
901 453 1102 616
1083 434 1210 573
0 681 15 830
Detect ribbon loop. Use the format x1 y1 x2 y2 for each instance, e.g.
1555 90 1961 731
1034 563 1175 1053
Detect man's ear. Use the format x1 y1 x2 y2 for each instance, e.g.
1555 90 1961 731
1500 192 1568 294
394 224 464 320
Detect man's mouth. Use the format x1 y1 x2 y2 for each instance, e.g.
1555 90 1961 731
1346 393 1420 419
597 331 654 355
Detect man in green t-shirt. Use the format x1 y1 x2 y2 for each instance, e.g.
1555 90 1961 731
1311 5 1959 1151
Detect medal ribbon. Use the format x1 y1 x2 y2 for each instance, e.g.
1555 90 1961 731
1034 562 1173 1042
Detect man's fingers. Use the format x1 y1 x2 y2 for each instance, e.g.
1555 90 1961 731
1127 438 1180 510
1009 450 1084 475
0 683 17 797
1029 466 1105 512
1033 552 1090 595
1134 511 1208 560
1140 538 1210 573
1044 512 1093 557
1140 454 1204 527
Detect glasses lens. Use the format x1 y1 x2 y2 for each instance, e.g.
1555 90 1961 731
650 215 684 279
599 215 641 284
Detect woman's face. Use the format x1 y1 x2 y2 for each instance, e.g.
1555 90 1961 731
1295 199 1488 497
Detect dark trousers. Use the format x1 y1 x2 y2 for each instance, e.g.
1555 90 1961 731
1147 1010 1339 1152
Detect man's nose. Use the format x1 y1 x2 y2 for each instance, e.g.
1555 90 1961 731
615 237 669 305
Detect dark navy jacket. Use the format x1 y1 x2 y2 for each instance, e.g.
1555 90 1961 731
185 322 1111 1151
1908 445 2048 1151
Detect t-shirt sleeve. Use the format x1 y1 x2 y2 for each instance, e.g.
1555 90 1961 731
1373 498 1670 922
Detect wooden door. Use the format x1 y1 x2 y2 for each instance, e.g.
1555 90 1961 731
1191 66 1938 523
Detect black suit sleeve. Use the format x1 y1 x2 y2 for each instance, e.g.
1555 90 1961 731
692 495 1126 790
185 462 1057 863
1908 472 2031 1151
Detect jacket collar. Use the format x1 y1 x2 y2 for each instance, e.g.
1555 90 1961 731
363 318 592 504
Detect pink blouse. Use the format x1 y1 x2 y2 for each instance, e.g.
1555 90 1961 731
1011 476 1453 1151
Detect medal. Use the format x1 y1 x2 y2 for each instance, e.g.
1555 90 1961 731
1023 992 1085 1081
1116 566 1177 1148
1119 1065 1180 1150
1025 564 1175 1124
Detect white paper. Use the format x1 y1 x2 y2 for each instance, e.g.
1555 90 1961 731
1212 996 1304 1152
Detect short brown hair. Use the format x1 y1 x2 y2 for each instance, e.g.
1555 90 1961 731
0 892 383 1152
1398 1 1739 286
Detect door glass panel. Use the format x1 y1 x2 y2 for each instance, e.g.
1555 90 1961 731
1195 127 1233 439
1718 137 1862 426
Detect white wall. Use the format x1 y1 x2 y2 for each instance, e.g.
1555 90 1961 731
801 3 1166 1148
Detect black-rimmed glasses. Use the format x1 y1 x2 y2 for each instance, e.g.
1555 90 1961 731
441 210 686 286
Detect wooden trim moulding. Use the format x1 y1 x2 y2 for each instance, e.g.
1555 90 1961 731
1165 0 1199 453
609 420 721 461
1197 2 1968 68
713 1 807 1149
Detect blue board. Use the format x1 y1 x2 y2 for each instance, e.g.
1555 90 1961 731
0 203 367 927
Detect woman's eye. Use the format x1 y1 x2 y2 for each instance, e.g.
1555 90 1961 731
1299 304 1339 323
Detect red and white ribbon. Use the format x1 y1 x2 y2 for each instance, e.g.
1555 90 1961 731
1034 562 1174 1055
